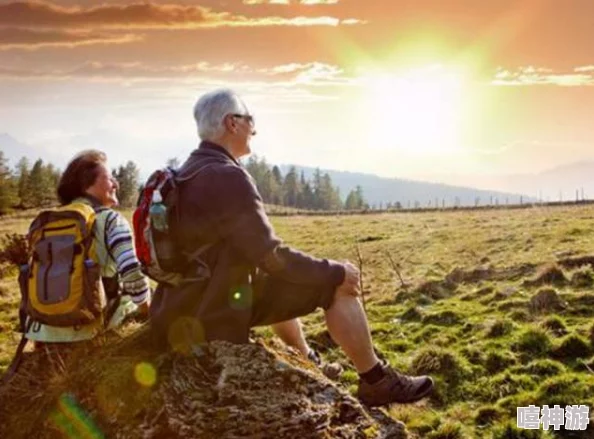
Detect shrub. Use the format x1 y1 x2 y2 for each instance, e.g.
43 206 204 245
486 319 515 338
475 405 503 427
552 334 591 360
569 266 594 288
540 316 568 336
514 327 552 358
512 359 565 378
426 422 464 439
485 351 516 374
411 347 468 385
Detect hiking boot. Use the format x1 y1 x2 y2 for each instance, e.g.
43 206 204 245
357 363 434 407
308 349 343 380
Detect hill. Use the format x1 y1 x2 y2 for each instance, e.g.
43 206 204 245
279 165 532 208
0 133 39 167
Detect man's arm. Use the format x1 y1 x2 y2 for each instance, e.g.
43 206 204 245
210 167 345 288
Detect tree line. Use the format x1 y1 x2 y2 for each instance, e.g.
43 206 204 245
0 151 141 214
0 150 367 214
244 156 368 211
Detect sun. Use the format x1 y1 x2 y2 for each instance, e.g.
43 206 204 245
360 66 466 156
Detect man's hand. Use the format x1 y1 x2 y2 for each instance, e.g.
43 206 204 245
335 261 361 298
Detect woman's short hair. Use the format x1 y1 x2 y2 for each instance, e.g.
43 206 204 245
57 149 107 205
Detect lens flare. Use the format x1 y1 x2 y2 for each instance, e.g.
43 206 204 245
134 362 157 387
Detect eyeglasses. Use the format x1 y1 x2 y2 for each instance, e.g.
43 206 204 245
231 113 255 125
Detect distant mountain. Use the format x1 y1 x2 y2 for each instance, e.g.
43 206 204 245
445 161 594 202
518 161 594 201
279 165 532 208
0 133 39 166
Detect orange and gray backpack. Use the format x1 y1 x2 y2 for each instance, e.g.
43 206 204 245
2 202 107 383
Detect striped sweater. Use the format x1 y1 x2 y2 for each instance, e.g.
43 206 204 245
25 198 150 342
97 208 150 304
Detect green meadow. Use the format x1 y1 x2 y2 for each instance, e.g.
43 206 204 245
1 204 594 438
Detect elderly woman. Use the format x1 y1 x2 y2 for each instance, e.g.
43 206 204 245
24 150 151 343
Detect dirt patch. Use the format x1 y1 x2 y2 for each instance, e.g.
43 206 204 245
413 280 457 300
445 266 493 284
558 255 594 270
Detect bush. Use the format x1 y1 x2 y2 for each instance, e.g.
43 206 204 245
491 422 545 439
533 373 594 408
540 316 568 336
0 233 29 266
486 319 515 338
514 328 552 358
426 422 464 439
570 267 594 288
512 359 565 378
485 351 516 374
411 347 468 385
552 334 591 360
422 310 461 326
401 306 423 321
524 263 567 288
529 288 566 313
475 405 503 426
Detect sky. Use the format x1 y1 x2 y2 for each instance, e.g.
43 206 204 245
0 0 593 192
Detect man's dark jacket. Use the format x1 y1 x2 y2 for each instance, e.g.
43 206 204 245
150 141 345 344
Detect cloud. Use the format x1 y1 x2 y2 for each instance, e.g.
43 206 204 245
574 65 594 73
0 60 354 84
492 66 594 87
0 27 142 50
261 62 353 85
244 0 338 4
300 0 339 4
0 1 362 30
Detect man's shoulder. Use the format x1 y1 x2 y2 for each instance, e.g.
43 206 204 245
185 154 250 183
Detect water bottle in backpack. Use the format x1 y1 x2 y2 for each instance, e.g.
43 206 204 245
149 190 168 232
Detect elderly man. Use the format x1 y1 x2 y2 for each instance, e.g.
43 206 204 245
150 88 433 406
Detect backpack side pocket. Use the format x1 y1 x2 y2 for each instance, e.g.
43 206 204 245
17 264 30 333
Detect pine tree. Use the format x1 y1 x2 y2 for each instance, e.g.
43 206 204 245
26 159 49 207
15 157 29 208
114 161 140 208
283 166 299 207
0 151 17 214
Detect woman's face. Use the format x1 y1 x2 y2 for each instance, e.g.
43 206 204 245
85 162 119 207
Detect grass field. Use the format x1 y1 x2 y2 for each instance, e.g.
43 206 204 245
1 204 594 438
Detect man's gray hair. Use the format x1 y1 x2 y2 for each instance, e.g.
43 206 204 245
193 89 246 140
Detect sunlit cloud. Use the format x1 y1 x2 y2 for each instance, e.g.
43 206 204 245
300 0 339 4
0 60 355 87
492 66 594 86
0 1 362 30
0 27 141 50
244 0 338 3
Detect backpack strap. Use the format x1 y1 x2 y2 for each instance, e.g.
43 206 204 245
93 207 121 320
167 162 217 226
0 319 33 385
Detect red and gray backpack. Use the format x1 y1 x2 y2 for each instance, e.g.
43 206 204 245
132 165 213 286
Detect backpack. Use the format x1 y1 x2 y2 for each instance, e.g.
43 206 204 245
18 202 104 328
132 165 213 287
